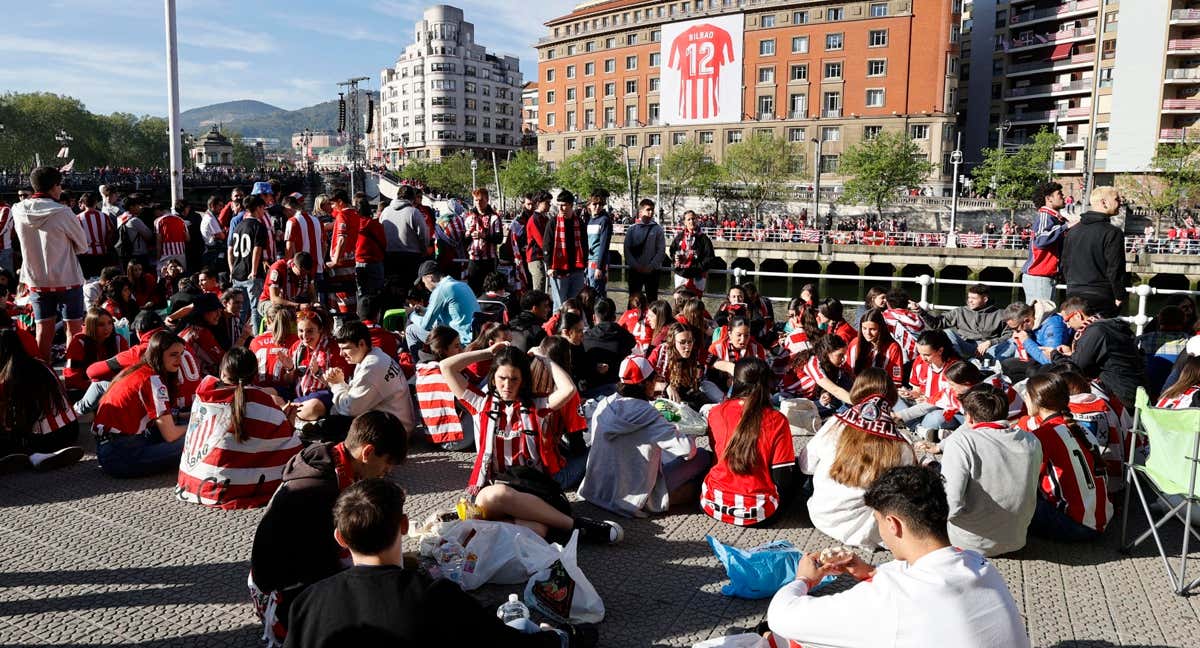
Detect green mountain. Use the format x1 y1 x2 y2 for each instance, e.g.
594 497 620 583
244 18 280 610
179 100 283 131
180 92 379 146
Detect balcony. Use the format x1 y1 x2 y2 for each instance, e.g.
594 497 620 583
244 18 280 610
1006 26 1096 54
758 112 775 120
1163 98 1200 112
1007 52 1096 77
1010 0 1099 28
1166 68 1200 83
1160 127 1200 141
1171 8 1200 24
1011 133 1087 148
1168 38 1200 54
789 111 808 119
822 108 842 118
1008 106 1091 125
1053 159 1084 172
1005 77 1093 100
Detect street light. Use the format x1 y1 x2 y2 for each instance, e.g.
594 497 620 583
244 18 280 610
811 137 824 227
653 154 662 217
949 132 963 248
470 158 478 191
55 129 73 158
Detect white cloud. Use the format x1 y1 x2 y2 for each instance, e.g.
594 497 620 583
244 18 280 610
179 18 277 53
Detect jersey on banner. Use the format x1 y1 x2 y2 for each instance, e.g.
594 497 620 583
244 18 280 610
661 14 744 126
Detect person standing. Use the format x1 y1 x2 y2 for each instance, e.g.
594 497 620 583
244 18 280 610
200 195 228 270
0 194 13 274
355 203 387 322
544 190 587 309
1060 186 1128 318
228 195 271 332
76 192 116 279
154 199 191 272
524 191 552 293
584 190 614 297
463 187 503 294
378 184 427 305
1021 182 1067 303
669 210 716 295
12 166 89 361
115 193 155 269
623 198 666 302
325 189 361 315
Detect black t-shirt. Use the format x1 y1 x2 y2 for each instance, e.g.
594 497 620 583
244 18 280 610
284 565 560 648
229 217 269 281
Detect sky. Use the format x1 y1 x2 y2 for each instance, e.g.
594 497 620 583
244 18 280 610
0 0 578 116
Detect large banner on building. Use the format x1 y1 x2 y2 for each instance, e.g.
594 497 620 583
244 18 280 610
660 13 744 125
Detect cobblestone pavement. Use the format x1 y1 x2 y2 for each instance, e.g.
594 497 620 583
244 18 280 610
2 433 1199 647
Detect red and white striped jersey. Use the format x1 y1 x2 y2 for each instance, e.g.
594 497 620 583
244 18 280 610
780 329 812 356
93 365 172 437
1030 414 1112 532
619 309 652 349
77 208 114 256
846 339 904 385
934 374 1025 422
701 400 795 526
882 308 925 363
250 332 299 389
154 213 188 265
459 387 551 491
285 212 325 269
32 364 77 436
0 202 12 250
1070 393 1129 478
909 357 957 404
707 337 768 366
1157 385 1200 409
667 24 736 120
175 376 300 510
290 337 351 397
414 362 466 444
781 356 828 400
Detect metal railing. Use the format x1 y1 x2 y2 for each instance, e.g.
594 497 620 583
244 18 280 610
1007 52 1095 75
1172 8 1200 21
1168 38 1200 51
1010 0 1098 25
1163 98 1200 110
1007 77 1093 98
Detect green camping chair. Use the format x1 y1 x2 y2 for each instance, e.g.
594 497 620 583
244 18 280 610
1121 387 1200 595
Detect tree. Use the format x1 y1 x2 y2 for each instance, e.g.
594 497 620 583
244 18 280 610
499 150 554 200
658 141 722 217
227 131 260 169
1116 141 1200 234
722 133 797 219
839 131 935 217
555 144 628 200
971 128 1061 214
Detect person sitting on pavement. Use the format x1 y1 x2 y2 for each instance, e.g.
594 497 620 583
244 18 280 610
1137 304 1193 397
927 361 1024 436
707 316 768 393
405 260 478 354
580 356 710 518
509 289 552 353
766 466 1031 648
915 283 1008 359
581 297 637 399
779 334 853 416
701 356 797 527
175 347 300 509
1054 297 1145 411
283 478 593 648
62 307 130 393
413 326 475 451
936 385 1041 557
248 303 298 395
617 291 650 349
650 322 723 408
851 286 889 331
1157 355 1200 409
998 300 1068 383
816 297 857 347
800 383 915 549
0 329 85 474
895 330 963 437
439 341 624 544
173 292 243 377
257 251 316 323
881 288 925 363
249 411 408 646
847 307 904 387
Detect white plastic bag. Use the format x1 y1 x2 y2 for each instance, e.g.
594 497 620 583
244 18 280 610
780 398 821 437
523 530 605 624
436 520 557 591
675 401 709 437
692 634 771 648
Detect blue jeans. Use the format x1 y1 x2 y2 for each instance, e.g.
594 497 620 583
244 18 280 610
405 320 430 354
943 330 980 359
1022 274 1055 304
96 428 185 478
232 276 263 332
551 452 589 491
1028 495 1102 542
73 380 111 416
0 248 12 274
550 270 585 310
585 267 607 298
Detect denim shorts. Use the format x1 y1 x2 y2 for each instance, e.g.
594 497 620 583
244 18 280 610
29 286 85 322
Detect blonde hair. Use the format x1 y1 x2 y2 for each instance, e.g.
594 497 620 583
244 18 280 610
827 424 912 490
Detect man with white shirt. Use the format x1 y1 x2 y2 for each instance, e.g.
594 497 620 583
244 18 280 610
766 465 1030 648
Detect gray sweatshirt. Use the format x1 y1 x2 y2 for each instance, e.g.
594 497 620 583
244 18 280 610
623 220 666 274
940 422 1042 557
379 198 428 255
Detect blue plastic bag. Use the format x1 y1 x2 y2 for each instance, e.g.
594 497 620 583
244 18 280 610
706 536 833 599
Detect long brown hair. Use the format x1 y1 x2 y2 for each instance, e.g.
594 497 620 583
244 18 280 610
852 308 896 375
1160 356 1200 404
219 347 259 443
849 367 899 405
663 322 701 390
1025 372 1105 474
0 329 69 435
723 357 774 475
828 426 911 489
113 330 185 404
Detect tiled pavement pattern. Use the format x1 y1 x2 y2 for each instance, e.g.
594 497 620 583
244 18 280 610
3 433 1199 647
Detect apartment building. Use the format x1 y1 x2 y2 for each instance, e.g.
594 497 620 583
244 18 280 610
958 1 1200 197
536 0 963 193
378 4 524 163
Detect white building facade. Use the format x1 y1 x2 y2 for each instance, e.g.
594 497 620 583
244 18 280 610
379 4 524 164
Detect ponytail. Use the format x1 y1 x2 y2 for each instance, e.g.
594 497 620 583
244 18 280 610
724 357 774 475
218 347 259 444
232 380 247 443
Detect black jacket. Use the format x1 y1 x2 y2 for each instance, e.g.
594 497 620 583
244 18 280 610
1071 318 1145 410
251 442 347 624
509 311 548 353
583 321 637 388
1061 211 1127 301
668 230 716 279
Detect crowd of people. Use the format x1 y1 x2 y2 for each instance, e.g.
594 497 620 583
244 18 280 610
1 165 1198 647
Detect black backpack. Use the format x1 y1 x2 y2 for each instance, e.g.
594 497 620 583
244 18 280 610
114 216 137 260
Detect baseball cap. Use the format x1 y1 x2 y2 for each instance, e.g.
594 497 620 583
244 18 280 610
251 181 273 195
417 260 439 279
619 356 655 385
288 191 303 200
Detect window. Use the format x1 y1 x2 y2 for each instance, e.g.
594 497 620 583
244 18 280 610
626 33 638 46
727 130 743 143
789 94 807 117
757 95 775 118
758 67 775 83
821 126 840 141
762 15 776 28
545 90 556 104
546 112 556 126
826 33 844 50
648 133 662 146
566 65 576 78
566 138 577 150
910 124 930 139
585 41 595 52
649 77 660 91
566 87 576 101
822 92 841 117
605 58 616 73
649 52 661 67
673 131 688 145
819 154 839 173
790 64 809 81
605 37 616 48
651 30 661 42
546 68 555 82
788 127 807 142
760 39 776 56
585 136 595 146
868 59 887 76
827 7 844 21
792 36 809 53
545 139 554 152
626 55 638 70
793 10 808 24
567 44 577 55
585 61 594 75
584 108 595 128
824 62 842 79
864 125 883 140
604 106 615 126
625 79 638 94
869 30 888 47
625 104 638 126
699 131 714 144
625 134 638 146
870 2 888 17
604 82 616 97
865 89 885 107
585 85 595 99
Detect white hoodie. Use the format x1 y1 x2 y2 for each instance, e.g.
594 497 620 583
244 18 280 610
12 196 87 290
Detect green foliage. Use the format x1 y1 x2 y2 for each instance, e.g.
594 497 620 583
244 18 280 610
178 93 375 143
839 131 935 216
658 141 723 217
500 150 555 199
971 129 1061 211
555 144 628 199
227 131 260 169
722 133 798 218
1116 141 1200 228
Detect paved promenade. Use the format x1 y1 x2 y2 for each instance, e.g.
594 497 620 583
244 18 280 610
2 434 1198 647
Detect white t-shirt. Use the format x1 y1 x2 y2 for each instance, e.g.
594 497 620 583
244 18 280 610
200 210 224 247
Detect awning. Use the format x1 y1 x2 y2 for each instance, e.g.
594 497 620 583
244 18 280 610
1050 42 1073 61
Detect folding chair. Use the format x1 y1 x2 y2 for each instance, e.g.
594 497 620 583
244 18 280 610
1121 387 1200 595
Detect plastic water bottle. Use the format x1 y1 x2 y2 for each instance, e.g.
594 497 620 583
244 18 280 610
437 541 466 586
497 593 530 623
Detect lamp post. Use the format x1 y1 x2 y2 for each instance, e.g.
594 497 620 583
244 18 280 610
811 137 824 226
470 157 478 191
55 129 73 156
163 0 183 204
654 154 662 217
949 132 963 247
618 143 635 214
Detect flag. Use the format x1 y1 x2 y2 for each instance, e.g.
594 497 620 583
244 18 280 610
56 146 69 159
59 159 75 173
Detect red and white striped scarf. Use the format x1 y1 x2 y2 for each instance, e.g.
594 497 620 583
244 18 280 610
292 337 339 396
415 362 465 444
677 232 696 269
1074 314 1101 342
467 393 546 491
548 214 586 272
1158 385 1200 409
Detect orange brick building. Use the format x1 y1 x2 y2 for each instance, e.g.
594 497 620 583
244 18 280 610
536 0 962 193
